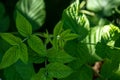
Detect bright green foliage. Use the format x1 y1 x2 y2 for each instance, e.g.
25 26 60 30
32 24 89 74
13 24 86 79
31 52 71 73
96 42 120 63
16 0 46 31
47 62 73 79
16 11 32 37
27 35 46 56
53 21 63 36
1 0 120 80
62 0 90 40
0 46 19 69
0 43 28 69
18 43 28 63
47 48 75 63
0 33 22 45
53 22 79 49
87 0 120 16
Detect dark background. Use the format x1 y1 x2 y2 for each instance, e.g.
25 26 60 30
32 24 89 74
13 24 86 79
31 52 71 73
0 0 71 33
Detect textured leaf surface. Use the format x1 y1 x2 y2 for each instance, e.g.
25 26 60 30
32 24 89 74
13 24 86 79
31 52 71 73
47 63 73 78
18 43 28 63
0 46 19 69
16 11 32 37
31 68 53 80
27 35 46 56
0 33 22 45
16 0 46 30
62 0 90 40
4 61 35 80
53 21 63 36
47 48 74 63
61 65 93 80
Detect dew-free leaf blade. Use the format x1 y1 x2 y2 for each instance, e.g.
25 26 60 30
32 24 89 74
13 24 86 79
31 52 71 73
16 11 32 37
47 62 73 78
62 0 90 40
53 21 63 36
0 46 19 69
27 35 46 56
100 59 119 79
31 68 53 80
0 33 22 45
47 48 75 63
16 0 46 31
18 43 28 63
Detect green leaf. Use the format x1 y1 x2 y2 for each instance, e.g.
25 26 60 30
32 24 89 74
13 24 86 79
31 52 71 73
62 0 90 40
0 46 19 69
61 65 93 80
101 24 120 43
0 33 22 45
27 35 46 56
47 62 73 79
47 48 75 63
16 11 32 37
53 21 63 36
16 0 46 31
110 65 120 80
28 48 45 63
18 43 28 63
4 61 35 80
64 41 87 69
60 31 79 41
0 39 11 63
31 68 53 80
100 59 119 79
86 0 120 16
96 42 120 62
82 24 120 61
0 3 9 32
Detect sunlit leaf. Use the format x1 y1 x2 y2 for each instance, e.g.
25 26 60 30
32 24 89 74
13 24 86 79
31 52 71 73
87 0 120 16
82 24 120 61
62 0 90 40
16 0 46 31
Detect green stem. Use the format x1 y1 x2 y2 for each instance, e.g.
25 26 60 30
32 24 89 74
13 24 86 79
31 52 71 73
80 10 95 16
22 37 29 43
